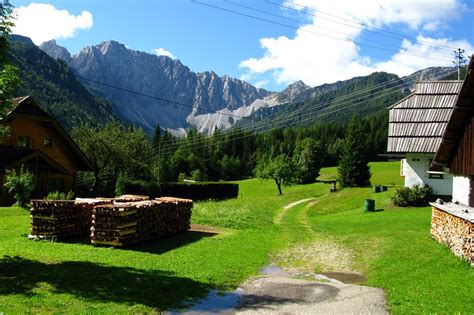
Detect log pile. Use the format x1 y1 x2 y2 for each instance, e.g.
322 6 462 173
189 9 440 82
114 195 150 202
30 200 83 239
91 197 193 247
75 198 113 233
29 195 192 246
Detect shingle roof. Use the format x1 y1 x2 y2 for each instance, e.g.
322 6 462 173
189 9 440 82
387 80 463 153
432 57 474 171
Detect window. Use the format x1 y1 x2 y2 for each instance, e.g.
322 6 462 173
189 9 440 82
17 136 30 148
428 173 444 180
44 138 53 147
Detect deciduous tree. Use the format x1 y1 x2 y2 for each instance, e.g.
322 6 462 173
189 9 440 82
256 154 296 195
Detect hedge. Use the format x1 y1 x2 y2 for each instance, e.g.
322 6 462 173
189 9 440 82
115 178 239 201
158 183 239 201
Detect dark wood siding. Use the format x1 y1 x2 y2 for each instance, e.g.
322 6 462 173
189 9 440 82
451 115 474 175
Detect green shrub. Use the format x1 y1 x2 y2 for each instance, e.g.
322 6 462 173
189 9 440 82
46 191 75 200
115 176 158 197
158 183 239 201
3 165 33 206
392 184 433 207
114 176 239 201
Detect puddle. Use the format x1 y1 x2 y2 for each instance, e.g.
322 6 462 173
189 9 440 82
319 272 366 284
261 264 289 276
173 288 244 314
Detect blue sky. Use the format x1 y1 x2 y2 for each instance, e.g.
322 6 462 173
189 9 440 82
11 0 474 91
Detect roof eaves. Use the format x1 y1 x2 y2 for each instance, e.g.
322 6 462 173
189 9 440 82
432 57 474 169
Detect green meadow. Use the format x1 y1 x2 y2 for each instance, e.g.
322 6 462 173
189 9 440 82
0 161 472 313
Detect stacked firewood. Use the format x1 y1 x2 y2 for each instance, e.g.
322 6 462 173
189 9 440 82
91 197 193 247
75 198 113 233
114 195 150 202
30 200 82 239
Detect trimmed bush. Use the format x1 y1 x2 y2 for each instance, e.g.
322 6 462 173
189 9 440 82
114 177 238 201
158 183 239 201
392 184 433 207
115 177 158 197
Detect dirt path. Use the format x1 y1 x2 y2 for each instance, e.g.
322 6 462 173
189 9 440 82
272 198 354 273
273 198 316 224
179 198 388 314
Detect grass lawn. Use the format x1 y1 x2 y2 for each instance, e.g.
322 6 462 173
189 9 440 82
305 189 473 314
0 161 472 313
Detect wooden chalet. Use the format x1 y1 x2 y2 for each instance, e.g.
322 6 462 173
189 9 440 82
429 57 474 265
0 96 92 205
387 80 463 197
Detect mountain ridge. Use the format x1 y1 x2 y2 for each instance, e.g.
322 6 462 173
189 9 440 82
40 39 272 134
37 37 455 135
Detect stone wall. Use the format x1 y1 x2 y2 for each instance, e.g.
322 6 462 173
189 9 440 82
431 205 473 266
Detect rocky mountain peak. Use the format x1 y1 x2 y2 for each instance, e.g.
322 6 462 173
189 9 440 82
97 40 127 55
39 39 72 64
280 80 311 102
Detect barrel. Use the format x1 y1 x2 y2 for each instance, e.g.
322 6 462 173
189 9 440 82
373 185 381 193
365 199 375 212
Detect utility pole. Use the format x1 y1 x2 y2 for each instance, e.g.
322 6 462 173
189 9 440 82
157 140 162 183
453 48 467 80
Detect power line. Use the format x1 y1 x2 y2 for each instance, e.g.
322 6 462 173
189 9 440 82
156 70 411 144
158 67 457 155
266 0 461 52
227 0 456 54
157 66 455 150
192 0 453 63
19 58 251 121
16 49 455 155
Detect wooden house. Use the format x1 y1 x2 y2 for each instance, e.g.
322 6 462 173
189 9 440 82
0 96 92 205
386 80 463 197
429 57 474 265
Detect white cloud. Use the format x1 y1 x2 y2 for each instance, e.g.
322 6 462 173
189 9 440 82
240 0 471 87
375 36 474 76
12 3 93 45
152 48 176 59
254 80 270 88
422 21 444 32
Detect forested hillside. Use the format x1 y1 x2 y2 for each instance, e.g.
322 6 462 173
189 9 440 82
236 72 408 129
8 35 117 130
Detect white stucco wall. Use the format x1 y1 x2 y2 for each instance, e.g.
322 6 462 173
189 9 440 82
453 175 473 206
403 154 453 196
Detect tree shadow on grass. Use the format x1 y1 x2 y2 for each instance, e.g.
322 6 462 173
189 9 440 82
58 230 219 255
130 230 219 255
0 255 211 311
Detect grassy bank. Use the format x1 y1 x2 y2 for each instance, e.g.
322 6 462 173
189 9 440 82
0 161 472 313
305 188 473 314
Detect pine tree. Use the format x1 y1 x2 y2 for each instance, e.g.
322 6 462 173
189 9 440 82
338 115 371 187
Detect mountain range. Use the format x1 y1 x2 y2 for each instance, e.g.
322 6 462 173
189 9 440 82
9 35 454 135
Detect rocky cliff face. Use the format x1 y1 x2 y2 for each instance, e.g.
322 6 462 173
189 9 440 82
40 40 272 134
40 40 73 64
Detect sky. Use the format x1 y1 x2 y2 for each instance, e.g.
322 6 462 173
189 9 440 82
10 0 474 92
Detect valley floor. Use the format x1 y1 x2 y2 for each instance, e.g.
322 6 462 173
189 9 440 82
0 162 472 313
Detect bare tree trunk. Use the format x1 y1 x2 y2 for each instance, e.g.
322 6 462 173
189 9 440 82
275 178 283 195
